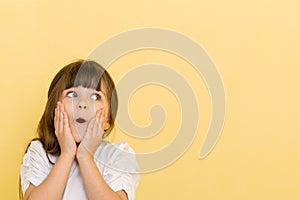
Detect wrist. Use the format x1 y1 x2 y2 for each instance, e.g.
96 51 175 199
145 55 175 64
59 152 76 162
76 144 94 161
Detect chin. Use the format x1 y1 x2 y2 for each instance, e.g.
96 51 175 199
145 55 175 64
71 128 83 143
74 137 81 143
71 133 81 143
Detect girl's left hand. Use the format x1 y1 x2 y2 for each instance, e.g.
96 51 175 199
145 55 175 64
77 108 107 159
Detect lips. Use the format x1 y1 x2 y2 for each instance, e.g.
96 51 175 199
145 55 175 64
75 118 86 123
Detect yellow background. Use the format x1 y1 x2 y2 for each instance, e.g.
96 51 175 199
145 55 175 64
1 0 299 199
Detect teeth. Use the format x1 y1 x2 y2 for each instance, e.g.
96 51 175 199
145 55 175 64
76 118 86 123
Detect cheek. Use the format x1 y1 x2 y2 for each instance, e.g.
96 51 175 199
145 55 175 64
61 101 74 119
93 102 102 112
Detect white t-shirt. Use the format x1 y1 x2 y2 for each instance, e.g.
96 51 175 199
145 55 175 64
20 140 139 200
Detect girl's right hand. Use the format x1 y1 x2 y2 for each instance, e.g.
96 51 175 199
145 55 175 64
54 101 77 158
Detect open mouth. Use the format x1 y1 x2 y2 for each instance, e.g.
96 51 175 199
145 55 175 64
75 118 86 123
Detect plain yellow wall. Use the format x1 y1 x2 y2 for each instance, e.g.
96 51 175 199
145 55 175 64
1 0 300 199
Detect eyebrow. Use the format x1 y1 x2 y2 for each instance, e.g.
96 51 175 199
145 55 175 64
64 87 105 95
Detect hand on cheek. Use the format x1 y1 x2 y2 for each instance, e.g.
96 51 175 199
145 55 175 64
54 101 77 158
77 109 107 159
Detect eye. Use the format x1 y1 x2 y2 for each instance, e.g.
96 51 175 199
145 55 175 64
66 91 77 98
91 93 101 101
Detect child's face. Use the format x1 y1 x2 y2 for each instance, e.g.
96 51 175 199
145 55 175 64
59 83 110 143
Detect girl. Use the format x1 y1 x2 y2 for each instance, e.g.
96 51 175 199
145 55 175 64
20 60 139 200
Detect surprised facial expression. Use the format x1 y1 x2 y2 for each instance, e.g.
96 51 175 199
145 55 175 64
60 85 110 143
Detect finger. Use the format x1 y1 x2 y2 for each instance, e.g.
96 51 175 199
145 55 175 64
63 111 70 135
56 102 60 134
98 115 105 137
60 101 65 112
59 103 64 135
92 115 99 136
95 109 102 130
100 108 105 130
101 107 109 130
54 106 58 131
95 112 104 138
96 110 101 124
87 117 95 135
93 111 99 135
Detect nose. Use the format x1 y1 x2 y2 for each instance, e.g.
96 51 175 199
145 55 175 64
77 100 88 110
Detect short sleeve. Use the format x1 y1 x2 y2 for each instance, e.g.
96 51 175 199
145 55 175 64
95 142 140 200
20 140 52 195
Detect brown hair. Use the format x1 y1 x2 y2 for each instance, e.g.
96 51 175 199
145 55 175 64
20 59 118 198
19 60 118 199
38 59 118 156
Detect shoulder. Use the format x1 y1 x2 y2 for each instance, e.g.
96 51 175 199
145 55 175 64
94 141 140 200
97 140 136 155
23 140 53 167
94 141 139 173
20 140 52 195
25 140 46 156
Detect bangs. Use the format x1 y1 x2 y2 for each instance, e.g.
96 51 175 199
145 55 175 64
64 61 104 91
44 59 117 146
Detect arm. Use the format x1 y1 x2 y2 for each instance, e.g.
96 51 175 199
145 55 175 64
23 153 74 200
24 102 77 200
77 151 127 200
77 109 127 200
